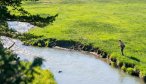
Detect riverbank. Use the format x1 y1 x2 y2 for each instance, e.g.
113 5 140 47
23 37 146 83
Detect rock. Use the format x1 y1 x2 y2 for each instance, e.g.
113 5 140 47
58 71 62 73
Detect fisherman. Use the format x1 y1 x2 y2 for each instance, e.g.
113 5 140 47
119 40 125 56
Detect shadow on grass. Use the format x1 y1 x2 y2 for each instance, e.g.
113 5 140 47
126 56 140 62
0 5 58 27
7 14 58 27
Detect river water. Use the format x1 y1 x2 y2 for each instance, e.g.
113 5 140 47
0 21 144 84
7 21 34 33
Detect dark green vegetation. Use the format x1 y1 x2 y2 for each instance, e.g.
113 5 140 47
0 40 56 84
0 22 57 83
13 0 146 82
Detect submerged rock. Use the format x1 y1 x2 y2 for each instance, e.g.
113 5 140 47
58 71 62 73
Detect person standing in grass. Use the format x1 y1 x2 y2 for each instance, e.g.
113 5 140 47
119 40 125 56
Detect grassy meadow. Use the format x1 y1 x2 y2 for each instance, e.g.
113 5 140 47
10 0 146 77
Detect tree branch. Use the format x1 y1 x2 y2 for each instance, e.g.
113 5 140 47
8 42 15 49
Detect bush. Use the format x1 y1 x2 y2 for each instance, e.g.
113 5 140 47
126 68 134 75
121 66 126 72
0 41 56 84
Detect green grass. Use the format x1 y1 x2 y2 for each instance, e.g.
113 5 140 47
10 0 146 77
